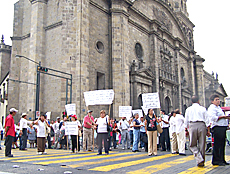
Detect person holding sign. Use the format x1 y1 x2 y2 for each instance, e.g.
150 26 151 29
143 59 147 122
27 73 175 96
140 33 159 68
34 114 50 155
94 110 110 155
83 110 95 151
132 113 143 152
70 115 81 153
145 108 160 156
119 117 131 150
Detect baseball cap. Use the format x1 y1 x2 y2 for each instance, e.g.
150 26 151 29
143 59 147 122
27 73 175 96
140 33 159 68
56 117 60 120
87 110 93 113
9 108 18 113
21 113 27 117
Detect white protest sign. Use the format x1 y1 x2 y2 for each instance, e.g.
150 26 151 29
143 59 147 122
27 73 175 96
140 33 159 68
46 112 51 120
119 106 132 118
141 106 148 116
132 109 143 117
65 104 76 116
65 122 79 135
142 92 161 109
84 89 114 106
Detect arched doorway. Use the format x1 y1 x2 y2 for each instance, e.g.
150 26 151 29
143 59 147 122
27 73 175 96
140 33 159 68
138 94 143 109
165 97 171 114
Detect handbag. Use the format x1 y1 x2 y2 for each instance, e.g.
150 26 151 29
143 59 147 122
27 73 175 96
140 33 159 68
156 122 163 133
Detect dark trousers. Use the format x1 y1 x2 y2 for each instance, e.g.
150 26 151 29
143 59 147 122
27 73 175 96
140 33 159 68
140 132 146 148
71 135 80 152
160 127 170 151
5 135 13 156
212 126 227 164
47 134 51 149
97 133 109 154
19 136 22 150
129 130 133 145
37 137 46 152
21 128 27 149
113 132 117 148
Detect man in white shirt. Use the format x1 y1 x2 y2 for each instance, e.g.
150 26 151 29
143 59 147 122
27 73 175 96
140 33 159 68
208 94 230 166
169 111 178 154
159 110 170 152
175 109 186 156
20 113 29 150
185 96 210 167
54 117 61 149
119 117 130 150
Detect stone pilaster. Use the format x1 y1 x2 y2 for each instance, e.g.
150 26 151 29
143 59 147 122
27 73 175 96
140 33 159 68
111 0 131 118
194 55 205 106
27 0 47 118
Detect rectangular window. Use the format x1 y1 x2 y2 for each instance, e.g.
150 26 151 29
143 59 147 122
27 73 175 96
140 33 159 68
97 72 105 90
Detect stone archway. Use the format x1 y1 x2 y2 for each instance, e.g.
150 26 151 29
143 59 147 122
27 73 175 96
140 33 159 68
165 96 171 114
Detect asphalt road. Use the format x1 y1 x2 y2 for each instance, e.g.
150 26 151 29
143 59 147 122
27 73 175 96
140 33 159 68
1 142 230 174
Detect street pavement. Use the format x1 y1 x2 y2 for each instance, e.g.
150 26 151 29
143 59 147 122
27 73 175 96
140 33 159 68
1 143 230 174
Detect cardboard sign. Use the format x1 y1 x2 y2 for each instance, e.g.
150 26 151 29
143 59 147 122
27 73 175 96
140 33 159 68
65 104 76 116
36 111 40 119
65 122 79 135
142 92 161 109
132 109 143 117
46 112 51 120
84 89 114 106
119 106 132 118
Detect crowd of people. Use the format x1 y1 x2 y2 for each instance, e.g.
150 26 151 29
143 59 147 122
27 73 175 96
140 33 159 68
2 94 230 167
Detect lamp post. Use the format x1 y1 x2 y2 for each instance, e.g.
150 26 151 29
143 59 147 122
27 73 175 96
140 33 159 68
15 55 41 119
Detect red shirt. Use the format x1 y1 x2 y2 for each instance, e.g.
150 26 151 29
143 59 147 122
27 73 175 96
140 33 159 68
83 115 94 129
5 114 15 137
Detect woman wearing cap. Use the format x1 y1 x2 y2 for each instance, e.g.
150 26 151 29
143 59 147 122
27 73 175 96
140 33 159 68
34 114 50 155
70 115 81 153
145 108 160 156
94 110 110 155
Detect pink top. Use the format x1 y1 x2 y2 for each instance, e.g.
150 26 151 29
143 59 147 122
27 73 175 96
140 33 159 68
83 115 94 129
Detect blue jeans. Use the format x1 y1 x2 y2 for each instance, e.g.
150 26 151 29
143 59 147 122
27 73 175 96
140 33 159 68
129 130 133 145
140 132 146 148
132 129 140 151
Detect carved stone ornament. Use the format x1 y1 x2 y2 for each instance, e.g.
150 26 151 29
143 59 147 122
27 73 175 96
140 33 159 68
29 0 48 4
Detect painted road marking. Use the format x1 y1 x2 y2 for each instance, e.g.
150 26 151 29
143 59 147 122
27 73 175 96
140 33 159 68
89 154 178 172
178 156 230 174
127 155 194 174
34 152 134 165
68 153 147 168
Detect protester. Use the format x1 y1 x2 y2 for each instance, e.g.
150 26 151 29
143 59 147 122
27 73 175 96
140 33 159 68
159 110 170 152
208 94 230 166
0 121 2 150
27 123 36 148
83 110 95 151
111 119 117 149
46 121 52 149
119 117 130 150
175 109 186 156
50 120 55 146
70 115 81 153
169 111 178 154
184 96 210 167
19 113 28 150
132 113 142 152
59 117 68 149
140 116 146 150
145 108 159 156
34 114 50 155
129 117 134 146
5 108 18 157
54 117 61 149
12 122 20 149
95 110 109 155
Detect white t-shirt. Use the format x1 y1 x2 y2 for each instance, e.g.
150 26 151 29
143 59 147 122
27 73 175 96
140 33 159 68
175 114 185 134
97 117 108 133
37 120 46 137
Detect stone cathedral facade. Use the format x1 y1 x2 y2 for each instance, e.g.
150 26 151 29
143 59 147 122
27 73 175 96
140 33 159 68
4 0 227 121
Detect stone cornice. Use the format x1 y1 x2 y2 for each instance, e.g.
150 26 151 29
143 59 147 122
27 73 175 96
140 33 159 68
128 19 149 35
29 0 48 4
44 21 62 31
110 8 130 18
89 0 109 14
11 33 30 41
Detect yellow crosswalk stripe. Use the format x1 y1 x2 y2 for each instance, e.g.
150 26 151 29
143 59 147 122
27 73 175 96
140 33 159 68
89 154 178 172
12 153 99 162
178 156 230 174
34 152 134 165
68 153 147 168
127 155 194 174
